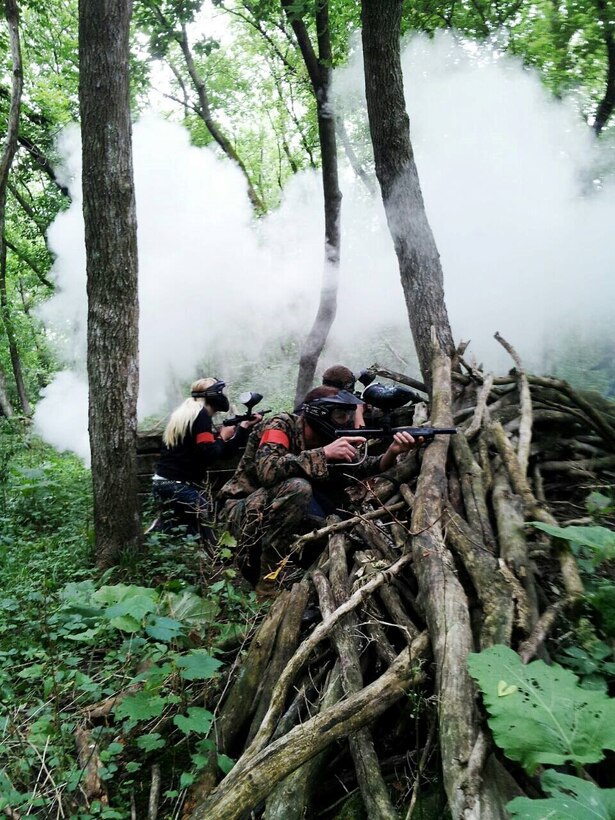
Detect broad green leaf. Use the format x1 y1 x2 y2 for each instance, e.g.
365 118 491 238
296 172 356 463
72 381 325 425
105 593 158 620
161 590 219 627
508 770 615 818
467 645 615 773
217 753 235 774
135 733 166 752
528 522 615 565
94 584 157 609
218 530 237 547
175 650 223 681
180 771 195 789
145 616 185 641
114 691 166 722
108 614 142 633
173 707 214 736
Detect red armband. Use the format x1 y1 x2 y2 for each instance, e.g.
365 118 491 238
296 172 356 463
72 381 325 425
196 432 215 445
259 429 290 449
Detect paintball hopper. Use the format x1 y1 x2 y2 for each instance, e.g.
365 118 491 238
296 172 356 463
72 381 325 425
222 391 271 427
362 383 414 412
237 391 263 412
357 370 376 388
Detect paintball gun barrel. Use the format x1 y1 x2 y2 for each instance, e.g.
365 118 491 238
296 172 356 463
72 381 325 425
333 426 457 440
222 391 270 427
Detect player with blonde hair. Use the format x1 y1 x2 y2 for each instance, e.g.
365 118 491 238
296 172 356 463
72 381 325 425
152 378 260 537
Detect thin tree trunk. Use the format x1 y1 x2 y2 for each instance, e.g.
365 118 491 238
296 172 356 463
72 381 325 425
361 1 455 388
0 362 15 418
79 0 142 567
0 0 31 416
284 0 342 407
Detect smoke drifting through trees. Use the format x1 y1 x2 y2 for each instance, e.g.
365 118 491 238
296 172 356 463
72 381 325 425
35 32 615 462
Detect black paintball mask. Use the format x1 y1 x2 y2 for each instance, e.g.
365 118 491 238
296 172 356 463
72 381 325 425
301 390 364 440
191 379 230 413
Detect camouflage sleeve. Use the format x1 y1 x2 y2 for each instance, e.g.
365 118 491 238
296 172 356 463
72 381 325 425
254 415 329 487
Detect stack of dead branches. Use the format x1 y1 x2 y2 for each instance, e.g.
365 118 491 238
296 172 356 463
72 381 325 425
183 335 615 820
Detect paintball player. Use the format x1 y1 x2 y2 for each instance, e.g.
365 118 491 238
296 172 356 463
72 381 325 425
151 377 261 539
219 385 418 599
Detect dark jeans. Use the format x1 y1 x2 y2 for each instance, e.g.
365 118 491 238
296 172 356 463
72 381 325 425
152 479 214 542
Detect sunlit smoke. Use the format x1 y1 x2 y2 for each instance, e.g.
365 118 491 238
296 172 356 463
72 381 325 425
34 31 615 462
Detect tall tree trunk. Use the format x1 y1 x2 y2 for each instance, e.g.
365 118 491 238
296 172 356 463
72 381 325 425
593 0 615 134
284 0 342 407
0 0 31 416
0 363 15 418
361 0 455 388
79 0 142 567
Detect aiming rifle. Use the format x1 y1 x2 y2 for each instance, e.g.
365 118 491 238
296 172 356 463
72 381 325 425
334 382 457 441
222 391 271 427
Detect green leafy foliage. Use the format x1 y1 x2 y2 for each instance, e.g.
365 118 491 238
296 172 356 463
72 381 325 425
586 491 615 518
528 521 615 565
587 582 615 638
174 706 215 736
508 770 615 819
0 437 258 817
175 649 223 681
467 645 615 773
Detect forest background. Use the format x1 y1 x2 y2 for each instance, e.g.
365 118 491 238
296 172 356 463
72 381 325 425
1 0 615 817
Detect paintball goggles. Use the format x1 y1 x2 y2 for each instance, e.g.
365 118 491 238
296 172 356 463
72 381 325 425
222 391 271 427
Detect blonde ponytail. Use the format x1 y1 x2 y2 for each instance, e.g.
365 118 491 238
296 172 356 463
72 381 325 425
162 377 217 448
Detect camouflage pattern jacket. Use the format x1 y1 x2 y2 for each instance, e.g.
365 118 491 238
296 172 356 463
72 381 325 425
218 412 384 501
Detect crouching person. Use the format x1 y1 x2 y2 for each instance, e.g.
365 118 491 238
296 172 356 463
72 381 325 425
218 386 418 599
151 378 260 542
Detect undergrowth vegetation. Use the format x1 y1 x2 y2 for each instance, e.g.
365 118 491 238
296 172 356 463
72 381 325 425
0 421 261 818
1 419 614 818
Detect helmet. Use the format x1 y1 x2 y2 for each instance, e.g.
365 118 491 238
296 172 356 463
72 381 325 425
191 379 230 413
301 389 364 439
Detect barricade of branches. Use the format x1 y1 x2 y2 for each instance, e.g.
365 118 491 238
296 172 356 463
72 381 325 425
183 335 615 820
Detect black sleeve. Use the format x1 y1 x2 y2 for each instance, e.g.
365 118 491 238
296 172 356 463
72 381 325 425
193 410 249 466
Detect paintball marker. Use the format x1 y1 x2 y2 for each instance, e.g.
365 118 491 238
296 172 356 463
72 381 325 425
222 391 271 427
334 382 457 441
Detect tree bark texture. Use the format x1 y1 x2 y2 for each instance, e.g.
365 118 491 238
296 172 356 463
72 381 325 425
361 2 455 387
79 0 141 567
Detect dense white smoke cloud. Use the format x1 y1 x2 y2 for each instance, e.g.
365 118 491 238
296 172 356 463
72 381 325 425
34 31 615 462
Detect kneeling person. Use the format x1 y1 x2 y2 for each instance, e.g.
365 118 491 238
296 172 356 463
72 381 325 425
219 386 418 597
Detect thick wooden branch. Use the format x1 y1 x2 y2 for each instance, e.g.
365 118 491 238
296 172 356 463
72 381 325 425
190 636 428 820
226 552 414 767
316 540 398 819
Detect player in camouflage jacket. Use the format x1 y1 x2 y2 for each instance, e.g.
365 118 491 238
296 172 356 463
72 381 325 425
219 386 418 596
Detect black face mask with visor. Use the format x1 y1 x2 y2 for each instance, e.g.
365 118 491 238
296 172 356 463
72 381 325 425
301 389 364 440
191 379 230 413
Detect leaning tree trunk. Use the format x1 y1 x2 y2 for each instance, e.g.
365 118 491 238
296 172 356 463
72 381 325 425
361 0 455 388
284 0 342 407
79 0 142 567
